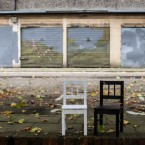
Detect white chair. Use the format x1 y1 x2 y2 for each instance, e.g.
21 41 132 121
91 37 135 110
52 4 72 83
62 81 87 136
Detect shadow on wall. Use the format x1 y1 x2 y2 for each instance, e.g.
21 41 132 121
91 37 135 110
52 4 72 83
0 26 19 68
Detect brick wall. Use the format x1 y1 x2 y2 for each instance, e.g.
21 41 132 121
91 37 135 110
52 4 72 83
2 136 142 145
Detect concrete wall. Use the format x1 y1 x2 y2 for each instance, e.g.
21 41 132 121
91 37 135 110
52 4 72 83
117 0 145 10
16 0 115 10
0 0 15 10
1 14 145 68
1 0 145 11
15 0 145 11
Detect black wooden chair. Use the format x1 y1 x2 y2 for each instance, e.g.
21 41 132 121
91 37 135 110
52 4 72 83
94 81 124 137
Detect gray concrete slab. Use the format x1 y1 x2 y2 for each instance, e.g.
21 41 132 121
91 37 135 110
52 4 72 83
134 125 145 133
125 116 145 125
32 123 61 133
0 122 33 132
0 114 15 122
12 114 61 124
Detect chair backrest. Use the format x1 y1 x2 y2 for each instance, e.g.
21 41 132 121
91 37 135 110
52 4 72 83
100 81 124 107
63 81 87 105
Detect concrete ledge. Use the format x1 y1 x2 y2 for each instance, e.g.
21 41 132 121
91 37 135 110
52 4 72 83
0 68 145 78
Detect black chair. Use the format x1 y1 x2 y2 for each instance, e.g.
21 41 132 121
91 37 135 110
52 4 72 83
94 81 124 137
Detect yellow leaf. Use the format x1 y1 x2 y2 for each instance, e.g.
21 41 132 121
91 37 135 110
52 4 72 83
123 120 130 125
18 119 24 124
22 110 26 113
98 125 105 133
30 127 42 133
133 125 139 128
130 84 133 87
8 121 14 125
107 128 115 133
67 125 73 129
34 113 39 118
10 103 17 107
1 111 12 116
131 93 136 98
91 91 95 97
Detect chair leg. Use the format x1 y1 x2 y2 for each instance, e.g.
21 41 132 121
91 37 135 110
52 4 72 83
120 112 123 132
84 110 87 135
116 114 119 137
62 111 66 136
99 114 103 125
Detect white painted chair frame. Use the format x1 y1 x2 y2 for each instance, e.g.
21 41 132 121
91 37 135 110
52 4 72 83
62 81 87 136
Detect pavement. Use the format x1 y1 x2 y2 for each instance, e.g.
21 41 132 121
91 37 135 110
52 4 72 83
0 108 145 138
0 68 144 144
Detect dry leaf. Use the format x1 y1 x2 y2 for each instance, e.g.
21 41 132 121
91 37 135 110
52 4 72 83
1 111 12 116
48 104 56 108
24 126 31 131
22 110 26 113
133 125 139 128
91 91 95 97
7 121 14 125
98 125 105 133
34 113 40 118
67 125 73 129
123 120 130 125
30 127 42 133
18 119 25 124
106 128 115 133
10 103 17 107
131 93 136 98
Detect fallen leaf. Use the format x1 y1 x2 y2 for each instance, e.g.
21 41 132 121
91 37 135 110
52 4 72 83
137 93 145 101
18 119 25 124
10 103 17 107
7 121 14 125
42 119 48 122
133 81 137 84
131 93 136 98
123 120 130 125
67 125 73 129
133 125 139 128
1 111 12 116
98 125 105 133
30 127 42 133
48 104 56 108
34 113 39 118
106 128 115 133
24 126 32 131
22 110 26 113
91 91 95 97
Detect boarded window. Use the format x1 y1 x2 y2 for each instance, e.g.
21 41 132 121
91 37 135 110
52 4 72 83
21 27 63 68
0 26 18 67
122 28 145 67
67 27 110 68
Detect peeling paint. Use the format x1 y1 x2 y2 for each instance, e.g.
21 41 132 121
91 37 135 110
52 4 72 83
122 28 145 67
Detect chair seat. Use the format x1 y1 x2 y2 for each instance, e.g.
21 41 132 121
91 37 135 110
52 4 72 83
94 105 123 114
62 105 87 110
